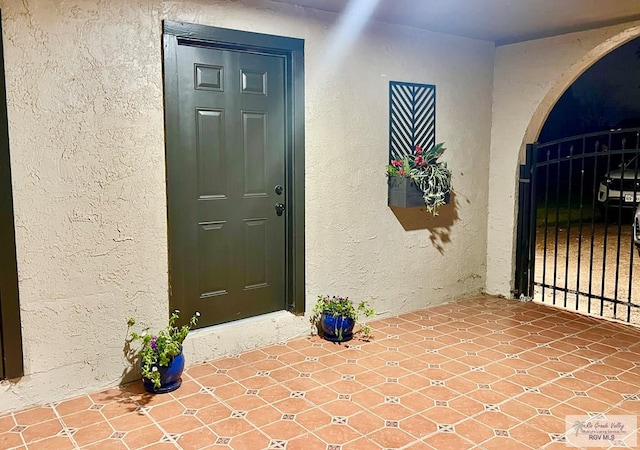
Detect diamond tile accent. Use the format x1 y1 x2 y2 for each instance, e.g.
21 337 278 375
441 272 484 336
536 343 550 348
338 394 351 400
471 366 484 372
300 373 311 378
57 428 77 437
387 335 399 339
341 374 355 381
305 357 319 362
269 440 288 449
537 409 551 415
438 424 454 433
386 378 398 383
216 437 232 444
421 326 433 330
327 445 342 450
161 433 180 443
386 361 399 366
110 431 127 439
267 355 279 360
312 343 324 347
385 420 399 428
559 372 574 378
506 354 519 359
200 387 215 394
89 404 104 410
10 426 27 433
466 352 477 356
426 349 438 354
429 363 440 368
349 345 362 350
547 357 560 361
431 380 445 386
478 384 490 389
388 347 399 352
435 400 448 407
257 371 271 376
460 339 473 343
183 409 197 416
494 429 509 437
424 337 435 341
216 369 228 373
550 433 566 442
622 394 639 400
346 359 357 364
515 369 527 374
291 391 305 398
523 387 539 393
282 414 296 421
135 406 150 415
246 389 259 395
574 391 587 397
332 416 347 425
484 404 499 412
231 411 247 418
605 375 619 380
385 396 400 404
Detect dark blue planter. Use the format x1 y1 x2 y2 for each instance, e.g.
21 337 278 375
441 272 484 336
320 312 355 342
142 350 185 394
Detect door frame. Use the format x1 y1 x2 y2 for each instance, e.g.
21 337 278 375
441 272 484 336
162 21 305 320
0 9 24 379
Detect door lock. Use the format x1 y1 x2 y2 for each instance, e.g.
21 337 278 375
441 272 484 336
274 185 283 195
275 203 285 216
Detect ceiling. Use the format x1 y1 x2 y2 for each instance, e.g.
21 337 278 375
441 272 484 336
270 0 640 45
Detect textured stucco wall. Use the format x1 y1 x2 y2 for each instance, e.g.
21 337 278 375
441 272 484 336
0 0 493 412
486 22 640 297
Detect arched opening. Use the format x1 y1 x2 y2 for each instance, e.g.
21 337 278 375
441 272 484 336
515 26 640 323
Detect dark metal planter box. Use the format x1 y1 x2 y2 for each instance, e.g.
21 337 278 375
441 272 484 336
388 176 425 208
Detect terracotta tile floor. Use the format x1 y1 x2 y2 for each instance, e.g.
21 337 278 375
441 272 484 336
2 295 640 449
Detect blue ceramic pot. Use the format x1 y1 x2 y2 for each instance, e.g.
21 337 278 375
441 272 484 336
142 350 185 394
320 312 355 342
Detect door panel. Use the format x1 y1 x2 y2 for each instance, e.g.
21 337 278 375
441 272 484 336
171 41 286 327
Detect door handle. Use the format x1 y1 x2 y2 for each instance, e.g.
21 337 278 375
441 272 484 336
275 203 285 216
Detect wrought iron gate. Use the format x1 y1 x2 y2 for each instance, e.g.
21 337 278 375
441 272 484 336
515 128 640 323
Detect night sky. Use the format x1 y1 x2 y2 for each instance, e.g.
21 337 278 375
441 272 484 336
539 37 640 143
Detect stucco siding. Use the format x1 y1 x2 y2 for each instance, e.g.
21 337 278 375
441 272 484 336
0 0 493 412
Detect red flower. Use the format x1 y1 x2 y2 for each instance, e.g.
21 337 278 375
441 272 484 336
391 159 403 167
415 145 423 155
415 155 424 166
398 169 406 176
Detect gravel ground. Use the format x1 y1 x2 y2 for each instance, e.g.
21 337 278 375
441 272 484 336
534 220 640 324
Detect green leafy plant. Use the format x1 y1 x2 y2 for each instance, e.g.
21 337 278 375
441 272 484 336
387 142 452 215
311 295 375 339
126 310 200 389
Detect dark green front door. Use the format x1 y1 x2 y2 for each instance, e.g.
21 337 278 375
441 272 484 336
165 31 291 327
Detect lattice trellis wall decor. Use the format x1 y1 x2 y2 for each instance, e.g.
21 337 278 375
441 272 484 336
389 81 436 162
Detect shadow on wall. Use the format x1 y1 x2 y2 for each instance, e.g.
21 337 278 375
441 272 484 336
389 191 461 254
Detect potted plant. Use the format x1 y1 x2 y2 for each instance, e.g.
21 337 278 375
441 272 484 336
126 310 200 393
311 295 375 342
387 142 452 215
